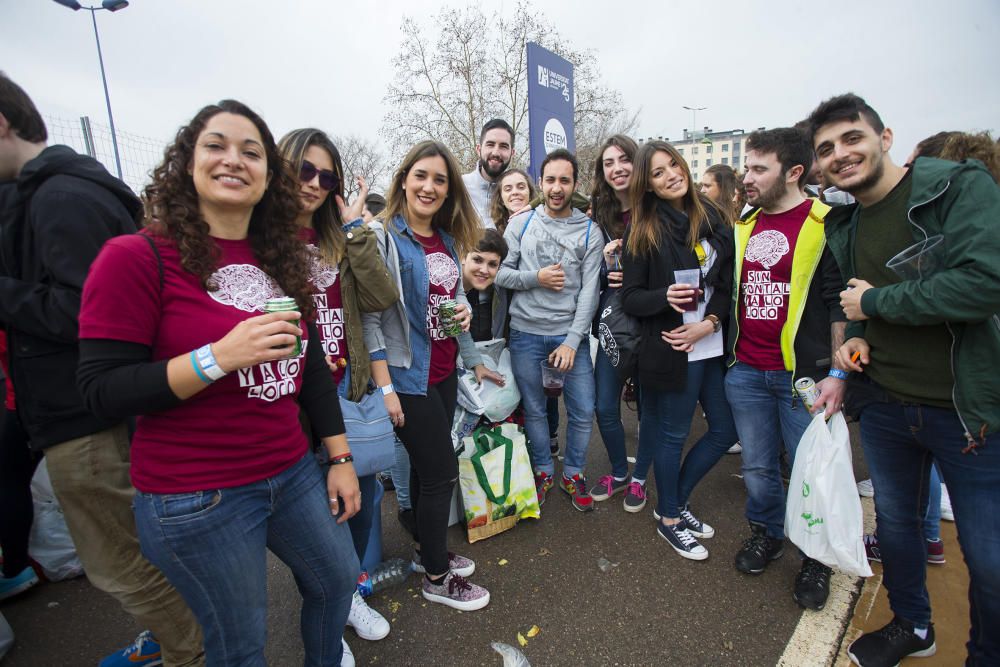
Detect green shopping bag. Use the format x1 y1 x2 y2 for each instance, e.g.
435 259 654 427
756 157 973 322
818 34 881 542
458 423 540 543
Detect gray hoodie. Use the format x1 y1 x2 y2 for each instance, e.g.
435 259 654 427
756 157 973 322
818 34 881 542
496 205 604 350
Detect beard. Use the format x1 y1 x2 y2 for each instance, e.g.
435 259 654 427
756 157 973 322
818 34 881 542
837 153 885 196
479 156 510 180
748 178 787 211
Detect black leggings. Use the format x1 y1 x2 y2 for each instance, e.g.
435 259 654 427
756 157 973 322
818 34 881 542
0 409 41 578
395 372 458 577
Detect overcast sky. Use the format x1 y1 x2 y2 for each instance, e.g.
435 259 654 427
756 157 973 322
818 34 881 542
4 0 998 177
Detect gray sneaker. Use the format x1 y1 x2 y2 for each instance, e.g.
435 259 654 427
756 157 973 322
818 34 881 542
590 475 629 501
422 572 490 611
623 480 647 512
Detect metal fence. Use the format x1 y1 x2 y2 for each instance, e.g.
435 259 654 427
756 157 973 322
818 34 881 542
43 113 164 196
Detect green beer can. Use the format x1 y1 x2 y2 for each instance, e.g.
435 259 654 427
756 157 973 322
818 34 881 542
437 298 463 338
264 296 302 357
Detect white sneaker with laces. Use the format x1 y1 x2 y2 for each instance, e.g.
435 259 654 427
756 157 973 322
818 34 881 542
341 638 355 667
347 591 390 640
940 484 954 521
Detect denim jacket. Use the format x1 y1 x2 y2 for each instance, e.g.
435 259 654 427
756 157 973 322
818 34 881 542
362 215 483 395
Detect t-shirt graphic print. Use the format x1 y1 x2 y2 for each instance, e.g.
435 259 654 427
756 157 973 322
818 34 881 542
735 199 811 371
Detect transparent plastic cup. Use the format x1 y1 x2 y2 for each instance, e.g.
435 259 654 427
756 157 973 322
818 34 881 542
886 235 946 280
673 269 702 312
540 359 566 397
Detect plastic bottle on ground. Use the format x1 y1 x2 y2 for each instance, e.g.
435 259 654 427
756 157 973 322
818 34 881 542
356 558 410 598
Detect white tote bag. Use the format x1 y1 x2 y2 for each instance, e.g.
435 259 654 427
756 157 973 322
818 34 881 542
785 413 872 577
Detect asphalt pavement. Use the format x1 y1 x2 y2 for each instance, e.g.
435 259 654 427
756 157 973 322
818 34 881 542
2 406 866 666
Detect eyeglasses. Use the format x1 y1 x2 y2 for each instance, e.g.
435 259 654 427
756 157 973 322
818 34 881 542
299 160 338 191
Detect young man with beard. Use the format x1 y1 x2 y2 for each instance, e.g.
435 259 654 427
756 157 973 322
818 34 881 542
808 93 1000 667
462 119 514 228
0 73 204 667
496 149 604 511
726 127 848 611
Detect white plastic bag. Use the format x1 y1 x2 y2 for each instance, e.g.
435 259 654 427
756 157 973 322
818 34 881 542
456 370 487 415
478 348 520 423
28 460 85 581
785 413 872 577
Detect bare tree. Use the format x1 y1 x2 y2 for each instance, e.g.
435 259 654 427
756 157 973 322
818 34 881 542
382 0 637 193
333 134 393 202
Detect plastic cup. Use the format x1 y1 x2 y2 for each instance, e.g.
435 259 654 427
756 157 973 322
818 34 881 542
673 269 702 312
885 235 946 280
540 359 566 397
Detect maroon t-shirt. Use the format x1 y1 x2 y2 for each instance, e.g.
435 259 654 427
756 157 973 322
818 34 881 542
301 228 347 387
735 199 811 371
414 231 459 385
79 233 309 493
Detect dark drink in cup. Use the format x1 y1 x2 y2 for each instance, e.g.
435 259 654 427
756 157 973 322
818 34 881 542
673 269 702 312
540 359 565 397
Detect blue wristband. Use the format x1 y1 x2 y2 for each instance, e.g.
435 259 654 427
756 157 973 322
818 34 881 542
828 368 849 380
190 351 212 384
195 344 227 381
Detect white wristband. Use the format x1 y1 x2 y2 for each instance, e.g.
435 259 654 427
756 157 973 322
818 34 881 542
380 383 395 396
195 344 228 381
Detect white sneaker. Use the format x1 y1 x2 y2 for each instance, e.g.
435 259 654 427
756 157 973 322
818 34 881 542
940 484 954 521
341 638 355 667
347 591 390 640
727 442 742 454
857 478 875 498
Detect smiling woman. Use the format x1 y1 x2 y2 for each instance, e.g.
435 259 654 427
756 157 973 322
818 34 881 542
489 168 537 234
76 99 362 665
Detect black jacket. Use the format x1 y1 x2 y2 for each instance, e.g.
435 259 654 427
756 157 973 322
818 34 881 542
0 145 141 450
621 203 734 392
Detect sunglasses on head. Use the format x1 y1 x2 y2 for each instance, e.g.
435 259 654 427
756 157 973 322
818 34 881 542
299 160 338 191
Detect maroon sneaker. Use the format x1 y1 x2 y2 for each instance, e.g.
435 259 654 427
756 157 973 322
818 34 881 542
926 538 946 565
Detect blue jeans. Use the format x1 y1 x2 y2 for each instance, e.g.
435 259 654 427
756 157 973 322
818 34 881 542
134 454 359 666
595 346 654 481
923 463 942 542
641 358 738 519
391 436 411 510
724 362 813 539
509 329 594 478
859 401 1000 661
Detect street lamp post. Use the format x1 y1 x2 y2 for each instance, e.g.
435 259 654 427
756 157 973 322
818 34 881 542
53 0 129 180
682 105 706 141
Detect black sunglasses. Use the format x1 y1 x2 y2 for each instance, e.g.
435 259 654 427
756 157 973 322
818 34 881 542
299 160 338 191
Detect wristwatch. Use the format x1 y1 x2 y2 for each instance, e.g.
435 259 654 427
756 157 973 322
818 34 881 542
704 314 722 333
379 383 395 396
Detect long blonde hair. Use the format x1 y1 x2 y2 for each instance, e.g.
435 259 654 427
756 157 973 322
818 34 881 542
626 140 725 257
383 141 482 256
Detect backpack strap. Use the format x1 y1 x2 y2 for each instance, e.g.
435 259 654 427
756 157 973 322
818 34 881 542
139 232 164 292
518 211 535 241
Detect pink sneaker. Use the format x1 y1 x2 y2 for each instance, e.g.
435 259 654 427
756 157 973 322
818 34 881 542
421 572 490 611
926 538 946 565
623 480 647 513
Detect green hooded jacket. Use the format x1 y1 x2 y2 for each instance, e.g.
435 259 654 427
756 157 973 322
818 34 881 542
824 157 1000 447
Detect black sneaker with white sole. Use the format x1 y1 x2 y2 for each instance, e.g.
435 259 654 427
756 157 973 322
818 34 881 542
848 617 935 666
657 521 708 560
652 507 715 539
678 505 715 539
